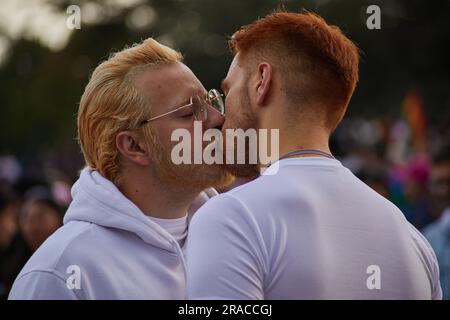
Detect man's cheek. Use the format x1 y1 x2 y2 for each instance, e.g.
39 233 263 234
222 119 238 132
223 106 241 127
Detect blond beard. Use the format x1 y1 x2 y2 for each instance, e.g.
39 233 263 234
145 126 234 191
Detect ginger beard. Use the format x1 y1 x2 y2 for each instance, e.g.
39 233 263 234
144 125 233 191
221 85 261 179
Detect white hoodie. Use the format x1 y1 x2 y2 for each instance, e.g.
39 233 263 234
9 167 214 300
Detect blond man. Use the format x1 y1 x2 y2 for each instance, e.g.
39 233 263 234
9 38 229 299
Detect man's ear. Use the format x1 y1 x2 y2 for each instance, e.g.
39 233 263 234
255 62 273 106
116 130 151 166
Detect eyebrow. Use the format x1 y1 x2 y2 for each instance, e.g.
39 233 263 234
174 88 205 109
174 97 192 109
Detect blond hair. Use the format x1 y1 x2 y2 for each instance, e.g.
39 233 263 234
77 38 183 184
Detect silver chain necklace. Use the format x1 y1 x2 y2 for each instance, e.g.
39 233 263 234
267 148 334 168
278 148 335 161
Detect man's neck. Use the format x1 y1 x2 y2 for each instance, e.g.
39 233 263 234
259 104 331 160
279 130 331 158
118 170 199 219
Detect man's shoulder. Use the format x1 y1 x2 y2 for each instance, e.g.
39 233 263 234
9 221 100 300
226 173 289 204
17 221 103 279
190 177 287 236
189 190 260 234
405 221 441 286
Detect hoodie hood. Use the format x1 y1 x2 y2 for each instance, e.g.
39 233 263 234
64 167 179 253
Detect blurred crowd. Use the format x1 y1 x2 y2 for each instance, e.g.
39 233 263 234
0 113 449 299
0 147 80 299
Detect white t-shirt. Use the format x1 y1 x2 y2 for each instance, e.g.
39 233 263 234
149 215 188 247
186 157 442 299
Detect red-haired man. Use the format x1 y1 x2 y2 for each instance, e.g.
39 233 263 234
186 11 442 299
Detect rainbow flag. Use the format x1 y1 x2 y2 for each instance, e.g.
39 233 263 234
402 90 427 154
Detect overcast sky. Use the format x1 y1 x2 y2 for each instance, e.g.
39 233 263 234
0 0 146 64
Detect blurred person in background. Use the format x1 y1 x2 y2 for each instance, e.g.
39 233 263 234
0 183 30 300
423 145 450 299
402 157 434 230
9 38 230 300
20 197 63 252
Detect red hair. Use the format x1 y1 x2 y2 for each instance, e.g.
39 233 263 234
229 11 360 130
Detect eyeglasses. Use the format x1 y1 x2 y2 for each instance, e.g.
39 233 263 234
139 89 224 126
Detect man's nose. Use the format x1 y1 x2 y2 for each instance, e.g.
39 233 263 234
204 104 225 130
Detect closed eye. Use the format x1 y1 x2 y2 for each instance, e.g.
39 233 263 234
175 105 195 119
